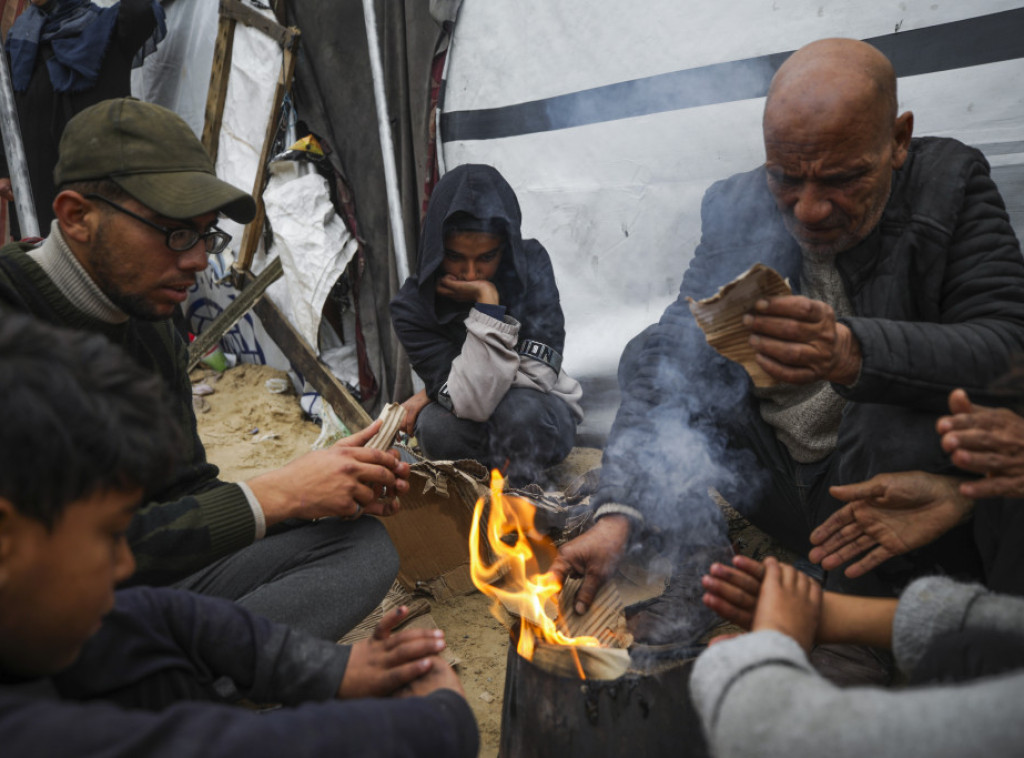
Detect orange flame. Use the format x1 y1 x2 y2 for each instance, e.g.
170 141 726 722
470 470 600 678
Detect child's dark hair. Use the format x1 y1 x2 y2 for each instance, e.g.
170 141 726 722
0 314 181 527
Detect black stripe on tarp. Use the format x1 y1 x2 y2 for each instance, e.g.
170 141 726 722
441 8 1024 142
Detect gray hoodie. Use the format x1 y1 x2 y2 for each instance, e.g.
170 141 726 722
690 576 1024 758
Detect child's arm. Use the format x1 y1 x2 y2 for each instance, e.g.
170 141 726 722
817 593 898 649
703 555 898 648
692 565 1024 758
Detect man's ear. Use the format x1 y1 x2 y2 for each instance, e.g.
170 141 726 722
52 191 97 245
891 111 914 170
0 498 20 588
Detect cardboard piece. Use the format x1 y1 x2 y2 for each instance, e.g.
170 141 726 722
687 263 792 387
366 402 406 450
381 455 489 600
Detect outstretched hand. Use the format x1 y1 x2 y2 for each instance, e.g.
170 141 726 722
809 471 973 578
750 557 821 654
937 388 1024 498
338 606 447 699
701 554 765 629
548 515 630 615
742 295 862 386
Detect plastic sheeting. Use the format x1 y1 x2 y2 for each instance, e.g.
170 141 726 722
135 0 365 398
263 164 359 349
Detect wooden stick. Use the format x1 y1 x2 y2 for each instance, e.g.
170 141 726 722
186 257 284 370
201 12 235 163
250 291 372 433
235 30 300 275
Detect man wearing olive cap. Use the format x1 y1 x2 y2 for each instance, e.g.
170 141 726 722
0 98 409 641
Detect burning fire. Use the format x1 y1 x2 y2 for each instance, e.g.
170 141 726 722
470 470 601 679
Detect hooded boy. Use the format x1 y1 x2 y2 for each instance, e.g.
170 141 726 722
391 164 583 486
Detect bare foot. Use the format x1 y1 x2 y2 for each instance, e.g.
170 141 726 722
750 557 821 653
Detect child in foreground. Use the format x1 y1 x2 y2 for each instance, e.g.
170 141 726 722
691 554 1024 758
0 314 478 757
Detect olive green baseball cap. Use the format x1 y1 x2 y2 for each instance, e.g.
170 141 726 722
54 98 256 223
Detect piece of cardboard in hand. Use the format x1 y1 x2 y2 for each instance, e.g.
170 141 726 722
687 263 792 387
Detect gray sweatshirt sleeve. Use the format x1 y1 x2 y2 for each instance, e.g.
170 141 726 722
445 307 585 423
445 307 521 421
892 576 1024 674
690 626 1024 758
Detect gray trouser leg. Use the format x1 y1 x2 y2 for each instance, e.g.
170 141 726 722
415 401 488 461
173 518 399 640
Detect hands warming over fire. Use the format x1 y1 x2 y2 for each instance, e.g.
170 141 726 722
809 471 973 578
700 554 765 630
702 556 820 654
808 388 1024 576
937 388 1024 499
548 515 631 615
247 420 410 526
742 295 862 386
338 606 457 699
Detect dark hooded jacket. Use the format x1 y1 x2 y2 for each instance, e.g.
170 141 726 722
391 164 582 422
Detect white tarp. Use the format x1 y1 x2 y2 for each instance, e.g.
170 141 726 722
130 0 217 137
263 164 359 349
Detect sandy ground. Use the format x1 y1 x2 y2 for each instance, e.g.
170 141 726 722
192 363 521 757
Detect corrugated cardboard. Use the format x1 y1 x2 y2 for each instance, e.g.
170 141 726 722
382 455 489 600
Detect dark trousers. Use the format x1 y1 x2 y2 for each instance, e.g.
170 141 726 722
415 387 576 486
729 396 984 597
911 628 1024 684
974 497 1024 595
173 518 398 641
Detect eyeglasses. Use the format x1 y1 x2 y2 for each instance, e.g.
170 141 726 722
85 194 232 255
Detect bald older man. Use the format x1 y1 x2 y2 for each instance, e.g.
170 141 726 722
552 39 1024 621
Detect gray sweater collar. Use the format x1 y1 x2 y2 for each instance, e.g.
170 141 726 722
28 220 128 324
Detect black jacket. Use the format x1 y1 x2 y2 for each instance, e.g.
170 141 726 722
594 137 1024 531
390 163 567 400
0 588 479 757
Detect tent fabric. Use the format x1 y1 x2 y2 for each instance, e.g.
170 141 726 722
286 0 446 407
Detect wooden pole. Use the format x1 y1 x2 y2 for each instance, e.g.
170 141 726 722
201 10 235 162
186 257 284 371
234 28 300 276
251 294 373 432
196 0 367 433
